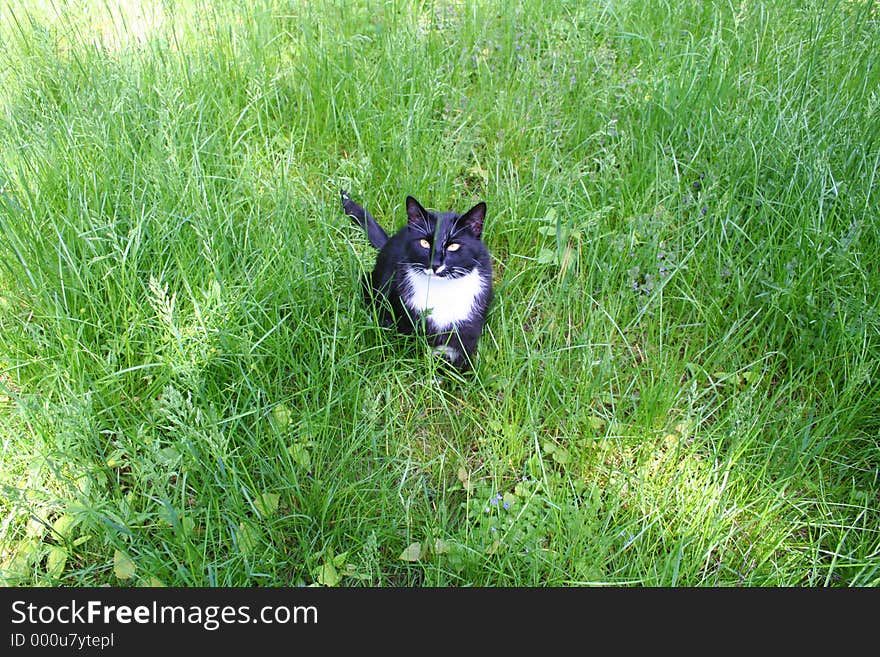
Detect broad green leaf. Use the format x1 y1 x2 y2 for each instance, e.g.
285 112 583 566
3 543 36 579
552 448 571 464
433 539 450 555
145 577 166 587
46 546 67 577
288 443 311 470
237 522 258 555
741 371 760 385
157 503 176 526
254 492 280 517
106 449 127 468
456 466 473 493
113 550 136 580
317 562 341 587
157 446 180 465
52 514 78 540
272 404 292 429
399 542 422 562
537 248 558 265
74 475 92 496
26 516 46 538
588 415 607 431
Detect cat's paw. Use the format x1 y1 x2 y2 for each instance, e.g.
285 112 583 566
431 345 473 372
432 345 460 362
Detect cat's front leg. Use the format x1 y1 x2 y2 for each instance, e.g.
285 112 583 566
428 330 473 371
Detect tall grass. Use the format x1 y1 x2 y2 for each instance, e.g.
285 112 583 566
1 0 877 586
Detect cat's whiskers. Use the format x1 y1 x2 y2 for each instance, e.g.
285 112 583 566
444 261 476 278
448 224 469 241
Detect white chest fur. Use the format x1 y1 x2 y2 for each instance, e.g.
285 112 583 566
403 267 484 330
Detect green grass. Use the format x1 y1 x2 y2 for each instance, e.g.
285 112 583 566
1 0 878 587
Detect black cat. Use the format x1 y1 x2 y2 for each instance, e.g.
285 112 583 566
342 190 493 371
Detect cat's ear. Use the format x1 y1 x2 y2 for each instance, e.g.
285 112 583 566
460 201 487 238
406 196 429 226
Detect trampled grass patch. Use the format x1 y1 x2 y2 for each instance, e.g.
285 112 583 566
1 0 877 586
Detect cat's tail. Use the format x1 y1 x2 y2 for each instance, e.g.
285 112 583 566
341 189 388 250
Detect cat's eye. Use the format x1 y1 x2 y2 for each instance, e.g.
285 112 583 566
446 243 461 252
419 239 431 249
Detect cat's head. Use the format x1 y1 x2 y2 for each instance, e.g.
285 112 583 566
404 196 487 278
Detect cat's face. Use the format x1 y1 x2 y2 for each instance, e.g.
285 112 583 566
403 196 487 278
